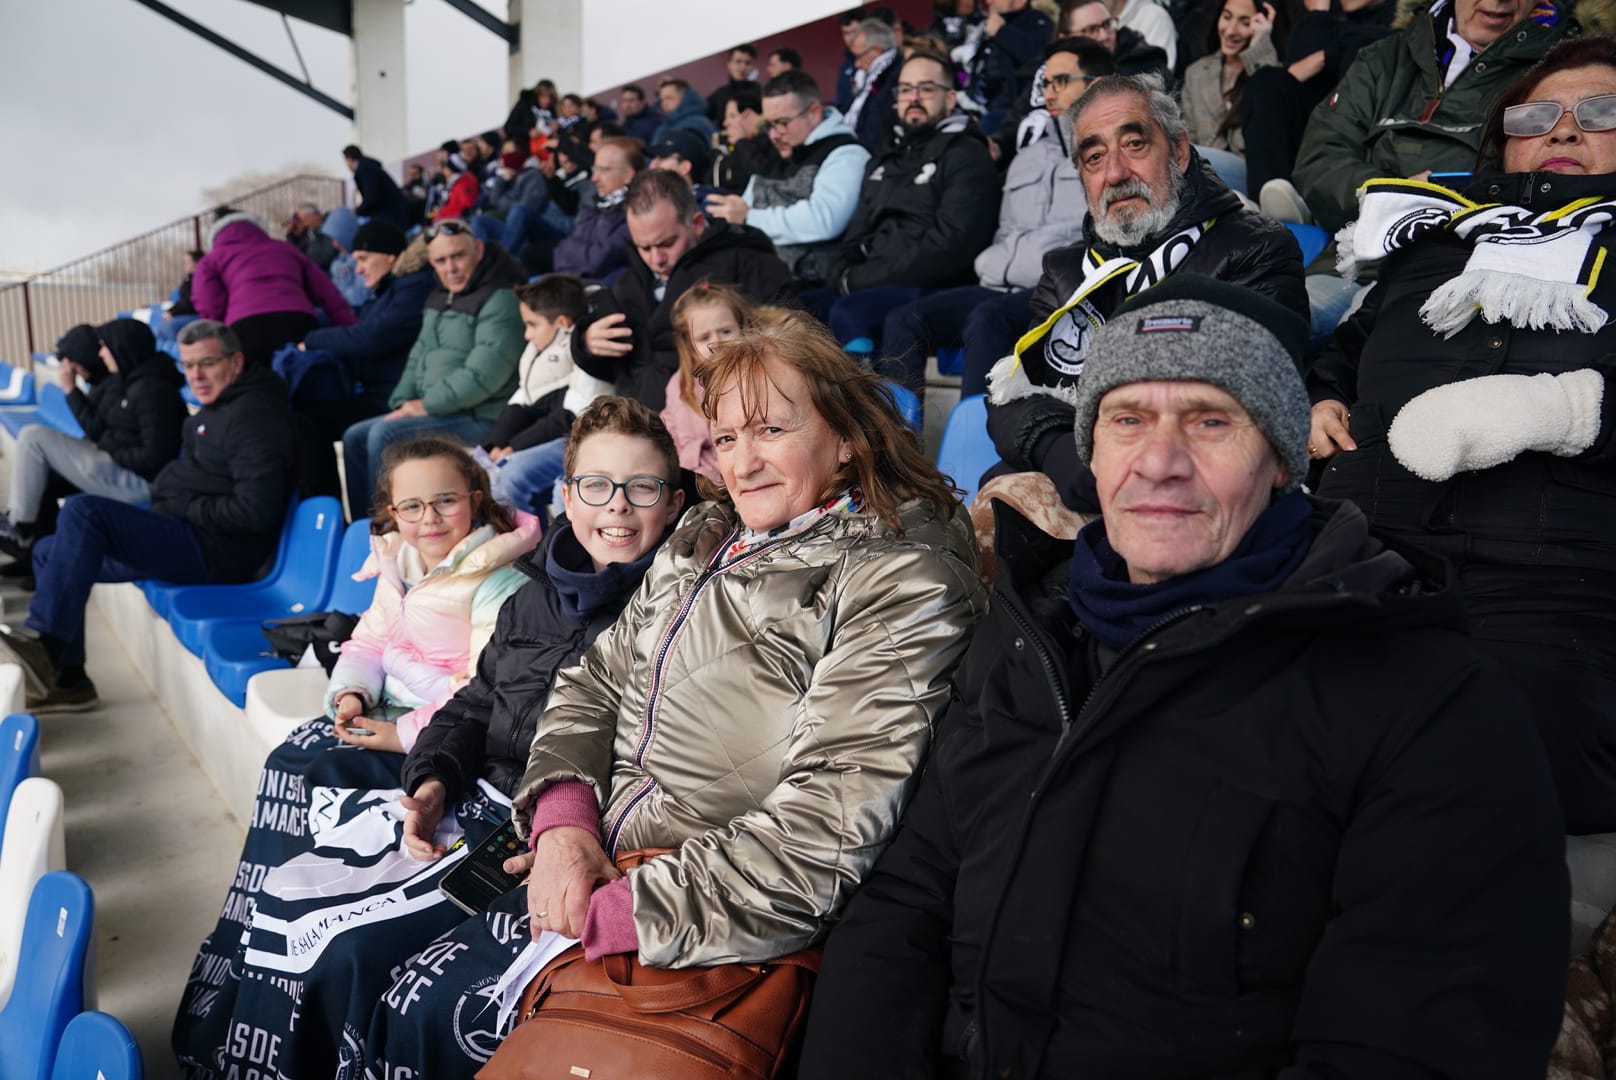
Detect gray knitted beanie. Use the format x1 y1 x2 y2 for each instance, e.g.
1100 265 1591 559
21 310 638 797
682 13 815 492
1071 274 1312 492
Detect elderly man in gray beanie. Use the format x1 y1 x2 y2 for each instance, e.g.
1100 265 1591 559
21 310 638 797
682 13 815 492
798 274 1570 1080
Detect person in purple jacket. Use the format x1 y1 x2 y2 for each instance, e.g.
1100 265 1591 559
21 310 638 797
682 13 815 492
550 137 642 283
192 208 357 368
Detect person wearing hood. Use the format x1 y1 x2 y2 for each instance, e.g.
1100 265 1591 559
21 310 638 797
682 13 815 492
801 51 1000 366
702 69 871 286
293 220 437 499
192 208 357 369
799 276 1569 1079
571 168 795 411
649 77 717 146
879 38 1103 393
0 320 187 559
985 71 1304 513
0 320 294 712
340 221 527 520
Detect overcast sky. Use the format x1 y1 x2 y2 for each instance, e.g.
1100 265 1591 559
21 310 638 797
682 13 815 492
0 0 510 276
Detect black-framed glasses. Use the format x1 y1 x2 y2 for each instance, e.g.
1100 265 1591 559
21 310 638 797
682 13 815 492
895 81 950 100
1068 15 1115 37
1040 71 1098 94
424 219 471 241
765 105 813 133
1503 94 1616 137
567 474 669 507
391 491 472 521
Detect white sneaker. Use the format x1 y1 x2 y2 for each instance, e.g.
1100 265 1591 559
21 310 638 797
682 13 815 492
1259 179 1314 225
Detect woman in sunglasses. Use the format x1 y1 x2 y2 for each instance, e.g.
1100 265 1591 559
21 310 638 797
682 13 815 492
1307 35 1616 835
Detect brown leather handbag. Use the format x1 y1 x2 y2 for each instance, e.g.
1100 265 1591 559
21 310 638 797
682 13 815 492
477 849 821 1080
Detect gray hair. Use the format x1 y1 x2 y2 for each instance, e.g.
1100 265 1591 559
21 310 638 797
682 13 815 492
177 319 242 356
857 18 897 52
1072 71 1188 147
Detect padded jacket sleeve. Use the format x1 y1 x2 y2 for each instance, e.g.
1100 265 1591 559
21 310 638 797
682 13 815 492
421 290 524 415
190 256 227 321
298 249 357 327
109 377 186 480
303 284 425 363
744 143 870 246
66 386 105 441
1292 36 1396 233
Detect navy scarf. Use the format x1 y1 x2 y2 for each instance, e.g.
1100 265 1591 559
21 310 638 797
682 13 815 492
545 522 662 621
1067 492 1313 651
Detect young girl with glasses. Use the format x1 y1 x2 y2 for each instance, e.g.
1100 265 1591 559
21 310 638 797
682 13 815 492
177 404 687 1077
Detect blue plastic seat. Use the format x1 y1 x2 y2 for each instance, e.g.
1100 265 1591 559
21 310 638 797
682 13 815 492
328 519 380 615
0 871 94 1080
0 385 84 442
844 336 875 356
935 346 964 377
167 496 345 656
0 713 41 843
142 496 302 619
1285 222 1330 267
201 519 377 707
936 395 994 507
0 361 36 406
885 382 922 432
49 1011 143 1080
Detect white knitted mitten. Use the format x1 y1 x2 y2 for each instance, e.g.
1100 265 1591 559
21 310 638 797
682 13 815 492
1387 369 1605 482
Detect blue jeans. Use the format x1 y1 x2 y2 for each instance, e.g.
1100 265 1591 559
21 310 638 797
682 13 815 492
1194 144 1249 198
342 412 492 520
488 437 567 517
29 495 212 667
801 285 935 364
1307 273 1362 350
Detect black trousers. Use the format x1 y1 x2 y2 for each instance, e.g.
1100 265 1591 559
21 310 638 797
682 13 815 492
231 310 319 369
1240 67 1330 196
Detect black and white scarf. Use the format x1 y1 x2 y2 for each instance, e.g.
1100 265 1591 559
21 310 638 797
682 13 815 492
1340 178 1616 337
989 219 1212 403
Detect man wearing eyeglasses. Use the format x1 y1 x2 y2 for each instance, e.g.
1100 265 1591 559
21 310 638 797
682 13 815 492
341 218 526 519
880 39 1110 392
1058 0 1170 82
704 70 870 287
0 319 294 712
845 17 904 148
802 51 999 370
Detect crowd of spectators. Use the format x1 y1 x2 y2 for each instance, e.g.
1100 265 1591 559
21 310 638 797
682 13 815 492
12 0 1616 1075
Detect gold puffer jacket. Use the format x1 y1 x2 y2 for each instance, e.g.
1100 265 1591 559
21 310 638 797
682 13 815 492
512 497 987 968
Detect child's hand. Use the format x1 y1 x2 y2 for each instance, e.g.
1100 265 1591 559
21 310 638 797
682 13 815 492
334 714 404 752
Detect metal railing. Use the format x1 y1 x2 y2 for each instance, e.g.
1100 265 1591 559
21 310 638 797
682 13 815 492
0 175 347 365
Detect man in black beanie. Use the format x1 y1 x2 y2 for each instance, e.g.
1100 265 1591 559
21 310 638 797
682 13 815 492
292 218 435 498
800 275 1570 1080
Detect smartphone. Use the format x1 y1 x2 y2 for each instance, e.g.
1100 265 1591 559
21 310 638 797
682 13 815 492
438 817 526 916
1428 171 1472 192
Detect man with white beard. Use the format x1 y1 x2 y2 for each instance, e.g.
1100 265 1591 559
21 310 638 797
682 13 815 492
985 72 1309 513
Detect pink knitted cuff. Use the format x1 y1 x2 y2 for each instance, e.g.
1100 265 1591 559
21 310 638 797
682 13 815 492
527 780 602 849
581 876 637 962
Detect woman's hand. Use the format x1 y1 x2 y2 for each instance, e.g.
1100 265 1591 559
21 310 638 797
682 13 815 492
1309 400 1356 460
334 713 404 752
528 825 620 939
1250 2 1276 44
401 779 449 860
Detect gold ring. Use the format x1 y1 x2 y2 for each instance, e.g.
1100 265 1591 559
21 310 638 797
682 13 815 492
1309 445 1318 456
536 911 548 919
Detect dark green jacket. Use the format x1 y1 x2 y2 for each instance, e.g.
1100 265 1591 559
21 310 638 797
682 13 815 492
389 243 526 422
1293 0 1582 232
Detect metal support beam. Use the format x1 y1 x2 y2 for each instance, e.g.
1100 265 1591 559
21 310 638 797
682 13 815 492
440 0 519 53
129 0 355 120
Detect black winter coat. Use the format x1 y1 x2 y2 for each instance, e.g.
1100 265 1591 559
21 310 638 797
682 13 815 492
987 156 1305 509
149 364 295 582
830 114 1001 294
1311 169 1616 574
351 155 411 229
302 267 435 402
573 220 793 410
70 328 187 482
400 527 649 802
800 499 1568 1080
968 6 1054 123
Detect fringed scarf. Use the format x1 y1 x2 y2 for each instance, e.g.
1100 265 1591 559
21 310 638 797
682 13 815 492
1338 177 1616 338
